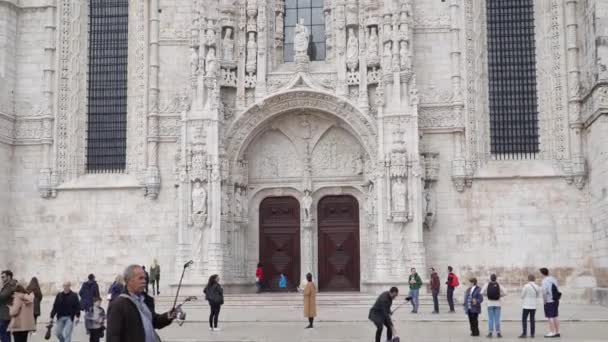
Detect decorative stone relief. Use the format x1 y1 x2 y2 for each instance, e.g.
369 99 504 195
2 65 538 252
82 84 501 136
311 127 364 178
246 32 257 74
247 130 302 180
205 47 220 77
346 27 359 72
418 106 464 129
191 180 209 228
222 27 235 62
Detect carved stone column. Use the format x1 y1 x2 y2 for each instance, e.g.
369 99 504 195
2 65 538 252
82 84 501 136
145 0 162 199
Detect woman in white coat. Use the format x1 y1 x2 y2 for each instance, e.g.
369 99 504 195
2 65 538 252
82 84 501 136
520 274 541 338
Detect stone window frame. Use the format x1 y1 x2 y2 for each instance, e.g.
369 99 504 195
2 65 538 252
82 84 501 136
53 0 148 189
464 0 572 175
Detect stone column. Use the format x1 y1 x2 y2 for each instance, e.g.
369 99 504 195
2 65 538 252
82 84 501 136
145 0 161 199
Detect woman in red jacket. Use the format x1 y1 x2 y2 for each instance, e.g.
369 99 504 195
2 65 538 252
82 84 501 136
255 263 264 293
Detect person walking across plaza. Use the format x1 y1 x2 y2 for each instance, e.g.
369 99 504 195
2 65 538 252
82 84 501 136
26 277 42 324
464 277 483 337
50 281 81 342
369 287 398 342
540 268 561 338
408 268 422 313
85 297 106 342
519 274 541 338
255 263 264 293
204 274 224 332
107 275 125 304
446 266 459 313
149 260 160 296
79 274 100 312
106 264 175 342
0 270 18 342
7 285 36 342
430 267 440 314
303 273 317 329
142 266 150 294
481 274 506 338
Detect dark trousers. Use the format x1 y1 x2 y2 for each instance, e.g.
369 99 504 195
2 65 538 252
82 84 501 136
88 328 103 342
374 318 393 342
432 289 439 313
151 279 160 295
468 312 480 336
447 286 455 311
209 304 221 328
0 320 10 342
522 309 536 337
12 331 28 342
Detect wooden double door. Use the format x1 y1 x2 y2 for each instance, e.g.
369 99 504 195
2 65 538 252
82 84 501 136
259 195 360 292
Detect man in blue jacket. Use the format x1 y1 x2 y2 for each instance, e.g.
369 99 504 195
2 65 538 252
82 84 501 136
464 277 483 337
79 274 100 312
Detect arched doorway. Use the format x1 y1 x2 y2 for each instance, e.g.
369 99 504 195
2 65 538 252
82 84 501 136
259 196 301 291
317 195 360 291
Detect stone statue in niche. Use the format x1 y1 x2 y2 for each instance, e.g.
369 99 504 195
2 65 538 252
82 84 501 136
204 24 215 47
205 47 220 77
399 11 408 38
192 181 208 226
276 12 284 36
392 177 407 212
246 32 257 74
294 18 310 57
302 190 313 220
399 40 410 70
423 188 436 229
346 27 359 71
235 187 243 217
346 0 358 25
367 26 379 62
222 28 234 62
382 41 392 71
190 47 199 75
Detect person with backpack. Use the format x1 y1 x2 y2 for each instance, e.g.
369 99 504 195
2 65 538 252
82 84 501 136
85 297 106 342
540 268 561 338
481 274 506 338
520 274 541 338
79 274 100 312
446 266 459 313
464 277 483 337
407 268 422 313
204 274 224 331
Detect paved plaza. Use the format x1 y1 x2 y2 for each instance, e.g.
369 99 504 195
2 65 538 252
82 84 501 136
28 293 608 342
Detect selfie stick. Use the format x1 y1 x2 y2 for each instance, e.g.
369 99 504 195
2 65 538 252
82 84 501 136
172 260 193 311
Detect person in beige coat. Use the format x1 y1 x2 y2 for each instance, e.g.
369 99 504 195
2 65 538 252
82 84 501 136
8 285 36 342
303 273 317 329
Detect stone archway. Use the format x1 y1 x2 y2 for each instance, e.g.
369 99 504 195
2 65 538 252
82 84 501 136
224 89 378 166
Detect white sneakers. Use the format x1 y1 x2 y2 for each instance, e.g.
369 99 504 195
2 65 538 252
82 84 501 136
209 327 222 332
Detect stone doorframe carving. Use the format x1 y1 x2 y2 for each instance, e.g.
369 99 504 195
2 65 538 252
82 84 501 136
224 89 378 167
245 185 369 290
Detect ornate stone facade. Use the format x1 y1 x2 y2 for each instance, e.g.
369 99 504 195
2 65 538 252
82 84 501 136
0 0 606 297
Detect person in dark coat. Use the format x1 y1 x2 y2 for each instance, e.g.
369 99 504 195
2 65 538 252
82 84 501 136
79 274 100 312
107 275 125 304
430 267 440 314
26 277 43 323
369 287 399 342
50 281 81 342
464 277 484 337
0 270 18 342
142 267 150 294
204 274 224 331
106 265 175 342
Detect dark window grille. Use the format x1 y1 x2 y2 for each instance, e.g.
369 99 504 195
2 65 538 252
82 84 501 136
86 0 129 172
486 0 539 159
284 0 325 62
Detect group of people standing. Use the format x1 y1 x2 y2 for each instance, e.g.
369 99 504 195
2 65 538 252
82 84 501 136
370 266 562 342
0 260 162 342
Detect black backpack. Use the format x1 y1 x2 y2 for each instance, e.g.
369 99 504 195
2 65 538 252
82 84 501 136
487 282 501 300
551 283 562 301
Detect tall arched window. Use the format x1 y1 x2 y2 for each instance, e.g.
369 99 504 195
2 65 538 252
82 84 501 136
86 0 129 172
283 0 325 62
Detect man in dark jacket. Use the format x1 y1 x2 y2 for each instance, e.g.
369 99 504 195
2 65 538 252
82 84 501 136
79 273 100 312
430 267 440 314
0 270 17 342
369 287 399 342
50 281 81 342
107 264 175 342
464 277 484 337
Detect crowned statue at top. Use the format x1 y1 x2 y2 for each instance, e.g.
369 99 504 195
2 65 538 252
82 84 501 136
294 18 310 58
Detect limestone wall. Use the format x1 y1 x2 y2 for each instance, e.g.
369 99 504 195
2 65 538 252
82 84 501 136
423 133 594 294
